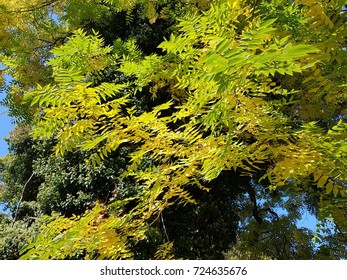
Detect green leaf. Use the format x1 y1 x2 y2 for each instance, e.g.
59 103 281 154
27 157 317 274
216 40 232 54
259 18 277 29
203 53 229 74
282 44 320 59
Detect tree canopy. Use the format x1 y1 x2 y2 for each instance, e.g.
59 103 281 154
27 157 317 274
0 0 346 260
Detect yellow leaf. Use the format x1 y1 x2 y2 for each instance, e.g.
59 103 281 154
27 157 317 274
314 170 323 182
313 69 321 76
317 175 328 188
307 0 315 6
325 181 333 194
309 87 320 93
303 76 314 84
333 185 339 197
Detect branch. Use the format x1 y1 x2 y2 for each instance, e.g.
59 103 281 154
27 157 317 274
263 207 280 221
251 0 260 20
12 172 34 226
37 32 73 48
160 212 170 242
1 0 59 14
245 185 263 224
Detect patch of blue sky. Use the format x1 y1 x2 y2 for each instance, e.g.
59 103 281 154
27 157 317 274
0 81 14 158
0 69 14 157
0 69 14 214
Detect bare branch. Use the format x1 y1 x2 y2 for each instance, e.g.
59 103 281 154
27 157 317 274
160 212 170 242
12 172 34 226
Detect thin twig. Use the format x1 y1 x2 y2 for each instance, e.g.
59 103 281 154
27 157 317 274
160 212 170 242
12 172 34 226
251 0 260 20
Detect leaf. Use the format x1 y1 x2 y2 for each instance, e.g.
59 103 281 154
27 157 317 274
282 44 320 59
302 76 314 84
203 53 229 73
314 170 323 182
216 40 232 54
317 175 328 188
325 180 333 194
259 18 277 29
333 185 339 197
313 69 321 76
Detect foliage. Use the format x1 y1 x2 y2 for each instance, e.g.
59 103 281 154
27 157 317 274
0 215 43 260
0 0 346 259
229 186 318 260
19 202 146 260
0 125 41 214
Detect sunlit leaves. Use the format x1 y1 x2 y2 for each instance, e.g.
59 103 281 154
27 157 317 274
49 29 113 75
20 202 145 260
13 0 347 259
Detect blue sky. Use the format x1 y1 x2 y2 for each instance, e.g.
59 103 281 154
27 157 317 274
0 67 14 157
0 111 12 209
0 74 14 213
0 103 13 157
0 99 13 214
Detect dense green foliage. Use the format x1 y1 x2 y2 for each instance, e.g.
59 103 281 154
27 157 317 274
0 0 346 260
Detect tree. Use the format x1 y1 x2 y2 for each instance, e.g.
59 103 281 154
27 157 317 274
0 0 346 259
